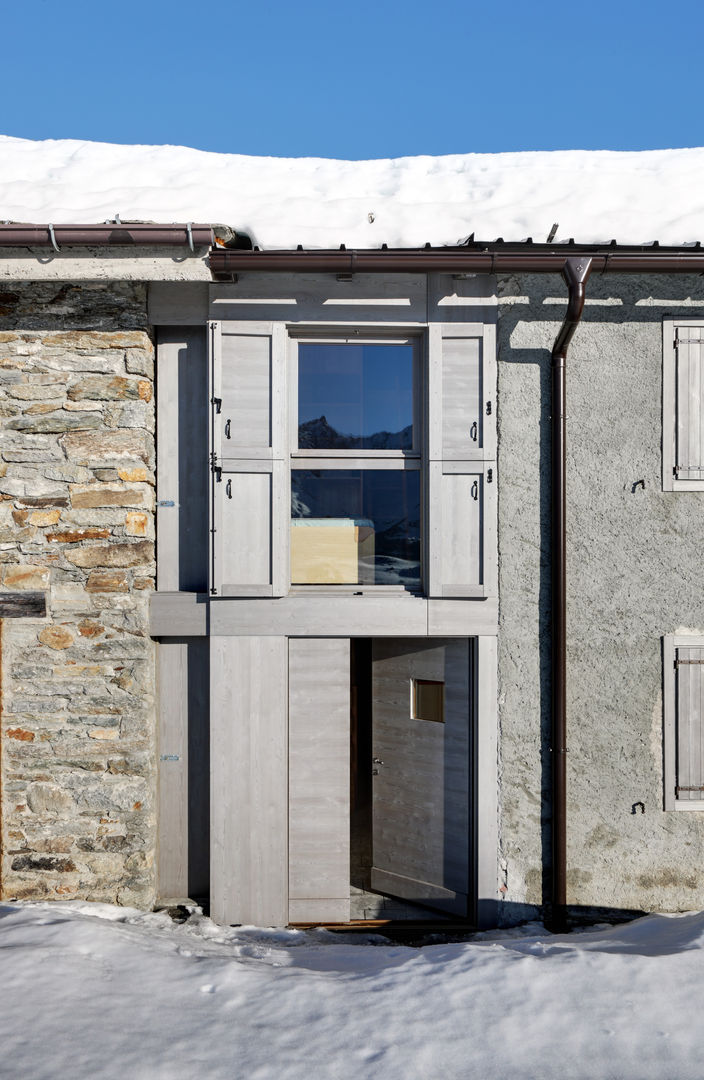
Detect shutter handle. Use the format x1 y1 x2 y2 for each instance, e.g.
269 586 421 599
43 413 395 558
469 421 478 442
226 479 232 499
224 418 231 440
471 480 478 501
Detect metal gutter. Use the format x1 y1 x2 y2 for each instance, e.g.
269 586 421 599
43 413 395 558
0 223 214 249
208 243 704 278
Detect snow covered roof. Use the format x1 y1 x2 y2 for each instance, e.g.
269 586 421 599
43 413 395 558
2 135 704 251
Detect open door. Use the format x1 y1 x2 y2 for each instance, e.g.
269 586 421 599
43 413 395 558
371 638 471 916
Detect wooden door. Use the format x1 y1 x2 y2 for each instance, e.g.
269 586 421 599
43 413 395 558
371 638 471 916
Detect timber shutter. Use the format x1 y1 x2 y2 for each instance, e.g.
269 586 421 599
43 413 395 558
209 321 288 595
427 324 497 597
664 636 704 810
663 322 704 490
674 326 704 482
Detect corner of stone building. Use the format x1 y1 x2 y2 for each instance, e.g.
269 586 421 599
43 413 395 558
0 281 157 909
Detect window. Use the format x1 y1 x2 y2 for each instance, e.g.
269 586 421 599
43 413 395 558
663 634 704 810
290 337 422 590
663 321 704 491
411 679 444 723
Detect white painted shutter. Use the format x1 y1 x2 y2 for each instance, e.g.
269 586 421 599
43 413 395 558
675 327 704 482
209 322 288 596
288 638 350 924
675 646 704 802
427 324 496 597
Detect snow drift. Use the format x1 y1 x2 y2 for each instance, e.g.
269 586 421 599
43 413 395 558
1 135 703 250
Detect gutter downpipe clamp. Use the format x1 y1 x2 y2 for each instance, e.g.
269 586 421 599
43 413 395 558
550 256 592 933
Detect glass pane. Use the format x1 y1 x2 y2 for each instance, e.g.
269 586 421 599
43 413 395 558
298 343 414 450
412 680 444 723
291 470 421 587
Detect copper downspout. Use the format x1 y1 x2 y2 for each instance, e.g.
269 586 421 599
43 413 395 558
550 258 592 931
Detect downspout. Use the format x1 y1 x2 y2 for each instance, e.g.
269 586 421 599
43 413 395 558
550 256 592 932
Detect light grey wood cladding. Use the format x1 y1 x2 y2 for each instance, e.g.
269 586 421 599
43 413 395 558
210 636 288 925
288 638 350 922
150 592 500 638
219 330 273 458
428 463 496 598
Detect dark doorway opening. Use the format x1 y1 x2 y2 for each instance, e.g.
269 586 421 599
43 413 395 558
350 637 472 924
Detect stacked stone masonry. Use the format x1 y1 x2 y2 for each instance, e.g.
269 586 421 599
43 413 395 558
0 283 156 907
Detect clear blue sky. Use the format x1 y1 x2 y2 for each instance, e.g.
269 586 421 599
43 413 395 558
3 0 703 159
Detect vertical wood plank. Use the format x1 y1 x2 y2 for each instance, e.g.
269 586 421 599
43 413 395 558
288 638 350 922
475 635 499 928
157 640 189 900
210 636 288 926
219 329 274 458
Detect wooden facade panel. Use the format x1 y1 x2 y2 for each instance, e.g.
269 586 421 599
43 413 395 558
218 471 272 590
210 636 288 926
442 335 483 459
220 331 272 456
288 638 350 921
208 594 429 636
210 275 428 324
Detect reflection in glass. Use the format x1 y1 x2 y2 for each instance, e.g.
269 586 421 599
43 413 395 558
291 470 420 587
298 343 414 450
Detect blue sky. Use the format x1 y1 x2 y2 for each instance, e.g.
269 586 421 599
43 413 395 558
2 0 703 159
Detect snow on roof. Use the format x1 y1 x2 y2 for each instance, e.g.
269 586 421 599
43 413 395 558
2 134 704 251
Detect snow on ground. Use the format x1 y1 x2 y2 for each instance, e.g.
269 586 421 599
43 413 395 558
2 135 704 250
2 902 704 1080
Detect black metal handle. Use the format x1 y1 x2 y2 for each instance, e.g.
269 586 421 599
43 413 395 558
471 480 478 501
226 479 232 499
470 421 478 442
224 418 231 440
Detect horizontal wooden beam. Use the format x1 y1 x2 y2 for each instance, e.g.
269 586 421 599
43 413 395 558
0 592 46 618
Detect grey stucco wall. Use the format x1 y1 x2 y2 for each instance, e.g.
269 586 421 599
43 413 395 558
497 272 704 920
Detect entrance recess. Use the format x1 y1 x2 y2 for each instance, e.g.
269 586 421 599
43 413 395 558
370 638 471 917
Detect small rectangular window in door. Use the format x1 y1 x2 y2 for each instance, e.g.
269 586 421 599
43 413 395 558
411 679 444 723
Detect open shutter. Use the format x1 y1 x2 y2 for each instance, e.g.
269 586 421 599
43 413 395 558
427 324 496 597
675 327 704 482
675 645 704 804
209 321 288 596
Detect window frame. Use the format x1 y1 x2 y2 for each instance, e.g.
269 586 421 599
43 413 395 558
663 633 704 811
662 319 704 491
288 329 426 594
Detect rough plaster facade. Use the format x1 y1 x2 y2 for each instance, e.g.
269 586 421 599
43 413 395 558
497 272 704 920
0 282 156 906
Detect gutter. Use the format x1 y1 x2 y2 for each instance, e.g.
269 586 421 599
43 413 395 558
208 243 704 278
0 223 215 250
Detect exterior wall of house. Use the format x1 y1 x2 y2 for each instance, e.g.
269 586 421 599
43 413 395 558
0 282 157 906
497 272 704 920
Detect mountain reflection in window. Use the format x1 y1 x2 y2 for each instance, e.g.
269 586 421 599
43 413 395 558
298 343 414 450
291 470 421 587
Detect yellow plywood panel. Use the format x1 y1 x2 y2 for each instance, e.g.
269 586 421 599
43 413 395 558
291 519 375 584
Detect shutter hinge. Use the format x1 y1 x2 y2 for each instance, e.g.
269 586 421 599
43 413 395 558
674 658 704 667
212 396 222 414
487 468 493 483
486 401 492 415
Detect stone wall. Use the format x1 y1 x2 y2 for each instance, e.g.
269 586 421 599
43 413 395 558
497 272 704 921
0 282 156 906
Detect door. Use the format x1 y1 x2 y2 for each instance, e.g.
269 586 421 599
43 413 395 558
371 638 471 916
